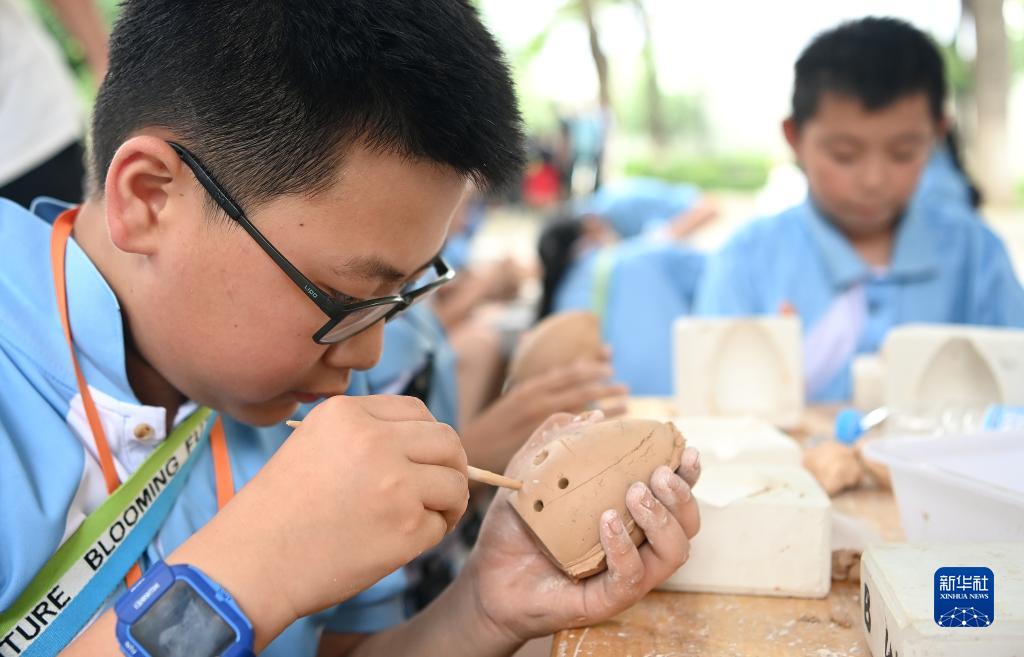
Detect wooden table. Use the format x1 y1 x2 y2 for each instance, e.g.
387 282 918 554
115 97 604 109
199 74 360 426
551 400 902 657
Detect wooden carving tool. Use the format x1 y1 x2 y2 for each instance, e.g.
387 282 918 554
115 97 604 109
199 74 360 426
284 420 522 490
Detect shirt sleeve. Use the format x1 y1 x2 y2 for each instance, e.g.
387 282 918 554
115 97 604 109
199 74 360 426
0 345 82 610
345 371 370 397
552 250 598 314
665 247 707 310
694 233 761 316
968 228 1024 327
321 568 410 634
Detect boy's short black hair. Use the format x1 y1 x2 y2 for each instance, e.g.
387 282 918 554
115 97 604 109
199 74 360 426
91 1 524 205
792 17 946 128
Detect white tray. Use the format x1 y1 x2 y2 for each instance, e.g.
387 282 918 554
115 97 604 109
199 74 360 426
863 431 1024 542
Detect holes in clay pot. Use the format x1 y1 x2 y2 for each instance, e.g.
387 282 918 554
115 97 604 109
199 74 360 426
533 450 549 465
558 477 569 489
534 500 544 512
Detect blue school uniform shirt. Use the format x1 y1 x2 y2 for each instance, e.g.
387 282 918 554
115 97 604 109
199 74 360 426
0 198 408 656
553 237 705 395
578 178 701 239
695 198 1024 402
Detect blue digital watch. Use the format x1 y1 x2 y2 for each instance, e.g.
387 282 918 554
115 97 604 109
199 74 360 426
114 561 255 657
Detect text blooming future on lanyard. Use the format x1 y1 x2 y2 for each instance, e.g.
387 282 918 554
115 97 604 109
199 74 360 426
0 208 235 657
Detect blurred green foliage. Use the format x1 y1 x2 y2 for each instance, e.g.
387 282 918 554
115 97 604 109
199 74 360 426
624 153 770 191
939 42 973 99
616 66 707 139
24 0 120 101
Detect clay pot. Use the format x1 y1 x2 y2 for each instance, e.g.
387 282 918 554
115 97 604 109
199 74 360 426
508 418 685 580
506 311 603 386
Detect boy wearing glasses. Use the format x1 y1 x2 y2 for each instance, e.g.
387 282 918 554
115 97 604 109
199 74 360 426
0 2 701 657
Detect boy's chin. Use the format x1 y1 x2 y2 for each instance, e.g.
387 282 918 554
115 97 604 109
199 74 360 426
222 397 303 428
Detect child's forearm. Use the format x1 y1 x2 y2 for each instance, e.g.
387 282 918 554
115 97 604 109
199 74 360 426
61 512 297 656
339 571 522 657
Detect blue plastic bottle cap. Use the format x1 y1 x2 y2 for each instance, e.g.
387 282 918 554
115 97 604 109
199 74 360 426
982 405 1024 431
834 408 864 444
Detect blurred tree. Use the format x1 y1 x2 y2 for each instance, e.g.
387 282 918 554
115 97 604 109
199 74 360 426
963 0 1013 203
578 0 612 110
629 0 666 147
514 0 669 147
618 86 707 145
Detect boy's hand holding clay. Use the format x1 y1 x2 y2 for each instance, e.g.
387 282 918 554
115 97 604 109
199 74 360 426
462 411 701 644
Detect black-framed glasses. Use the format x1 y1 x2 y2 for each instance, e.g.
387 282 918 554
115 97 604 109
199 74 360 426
169 141 454 344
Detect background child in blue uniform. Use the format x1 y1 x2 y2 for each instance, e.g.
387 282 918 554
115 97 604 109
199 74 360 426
577 177 717 240
536 178 711 395
546 233 705 395
696 17 1024 402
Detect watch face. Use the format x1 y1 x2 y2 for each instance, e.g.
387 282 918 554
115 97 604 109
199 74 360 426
132 580 236 657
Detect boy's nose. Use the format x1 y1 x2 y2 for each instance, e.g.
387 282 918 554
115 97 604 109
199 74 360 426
321 319 386 371
859 155 887 193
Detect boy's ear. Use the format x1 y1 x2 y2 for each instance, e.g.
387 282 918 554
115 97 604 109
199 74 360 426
782 117 800 152
104 136 188 256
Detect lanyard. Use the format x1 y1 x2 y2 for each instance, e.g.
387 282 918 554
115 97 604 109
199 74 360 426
49 208 236 581
591 245 615 326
